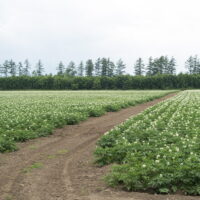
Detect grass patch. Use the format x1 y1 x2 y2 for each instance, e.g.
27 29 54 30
5 195 13 200
57 149 68 155
29 145 37 150
47 154 56 159
22 162 43 173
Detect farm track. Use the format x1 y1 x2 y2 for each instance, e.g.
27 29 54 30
0 92 199 200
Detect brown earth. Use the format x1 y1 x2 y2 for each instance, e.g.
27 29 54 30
0 93 199 200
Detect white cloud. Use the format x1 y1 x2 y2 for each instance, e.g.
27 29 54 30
0 0 200 74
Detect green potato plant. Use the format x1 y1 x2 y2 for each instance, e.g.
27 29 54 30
95 90 200 195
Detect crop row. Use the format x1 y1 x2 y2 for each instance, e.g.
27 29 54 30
0 90 174 152
95 90 200 195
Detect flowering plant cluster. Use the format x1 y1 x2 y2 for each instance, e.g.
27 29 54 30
95 90 200 195
0 90 174 152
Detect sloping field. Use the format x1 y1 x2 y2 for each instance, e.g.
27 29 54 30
0 90 175 152
95 90 200 195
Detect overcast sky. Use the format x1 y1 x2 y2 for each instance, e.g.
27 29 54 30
0 0 200 74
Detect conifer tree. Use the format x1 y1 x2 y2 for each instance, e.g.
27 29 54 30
77 61 84 76
163 56 169 74
197 61 200 74
168 57 176 74
9 60 17 76
101 58 108 76
1 60 10 77
24 59 31 76
0 64 5 77
193 55 199 74
57 61 65 75
134 58 145 75
107 59 115 77
94 58 101 76
157 56 165 74
85 59 94 76
185 56 194 74
35 60 44 76
152 56 168 75
65 61 77 76
146 57 154 76
18 62 24 76
116 59 126 75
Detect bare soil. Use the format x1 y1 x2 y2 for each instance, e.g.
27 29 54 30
1 93 199 200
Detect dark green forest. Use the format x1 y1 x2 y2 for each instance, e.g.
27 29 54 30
0 56 200 90
0 74 200 90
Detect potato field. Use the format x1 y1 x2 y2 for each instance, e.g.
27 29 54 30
95 90 200 195
0 90 174 152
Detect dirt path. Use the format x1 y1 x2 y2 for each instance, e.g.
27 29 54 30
0 93 199 200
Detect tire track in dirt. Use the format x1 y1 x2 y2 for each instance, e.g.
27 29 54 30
1 93 198 200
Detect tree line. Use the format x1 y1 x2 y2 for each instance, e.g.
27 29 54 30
0 56 200 90
0 58 126 77
1 55 200 78
0 74 199 90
